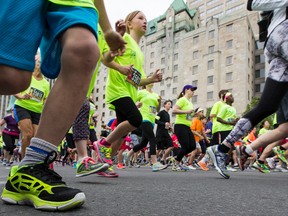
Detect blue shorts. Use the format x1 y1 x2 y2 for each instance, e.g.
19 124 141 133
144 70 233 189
0 1 47 71
40 4 99 79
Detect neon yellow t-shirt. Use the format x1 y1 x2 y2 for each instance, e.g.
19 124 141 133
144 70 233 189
175 97 193 127
15 76 50 113
258 128 269 136
89 102 96 129
210 100 226 134
0 136 3 149
49 0 96 9
137 89 159 123
217 104 237 132
87 25 109 97
105 33 146 108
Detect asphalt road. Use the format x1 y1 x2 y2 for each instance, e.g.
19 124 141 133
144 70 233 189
0 163 287 216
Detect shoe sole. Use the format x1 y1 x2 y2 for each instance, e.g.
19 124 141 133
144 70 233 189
152 165 168 172
1 190 86 211
207 147 230 179
252 164 270 173
97 172 119 178
75 163 109 178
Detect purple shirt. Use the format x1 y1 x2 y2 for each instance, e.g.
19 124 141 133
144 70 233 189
3 115 20 136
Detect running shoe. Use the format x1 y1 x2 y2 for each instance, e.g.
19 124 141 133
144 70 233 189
197 161 209 171
187 165 197 170
97 166 119 178
273 147 288 164
76 157 109 177
122 151 130 167
236 146 250 171
252 161 270 173
275 164 288 173
116 163 125 169
152 162 168 172
266 157 275 169
172 164 189 172
1 151 85 211
207 145 230 179
93 140 112 165
133 162 141 168
226 166 237 172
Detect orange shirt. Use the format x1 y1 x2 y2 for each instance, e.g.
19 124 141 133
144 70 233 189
190 117 204 143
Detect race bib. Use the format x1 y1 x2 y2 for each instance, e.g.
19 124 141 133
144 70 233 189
149 106 157 114
186 114 193 121
29 87 44 102
126 67 141 88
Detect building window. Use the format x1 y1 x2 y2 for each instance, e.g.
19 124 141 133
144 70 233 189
208 60 214 70
161 68 165 74
255 69 265 78
160 90 165 97
109 111 114 116
226 23 233 32
161 47 165 54
255 56 261 63
174 42 179 49
207 75 214 84
192 80 198 87
95 97 98 102
150 52 155 58
192 95 198 103
161 57 165 64
208 30 215 39
103 94 105 99
173 64 178 72
207 91 214 100
160 80 164 86
255 83 265 93
226 40 233 49
226 72 233 82
96 88 99 93
174 53 178 61
103 103 105 108
248 90 250 100
192 65 198 75
208 45 215 54
150 62 154 68
173 76 178 83
172 87 177 94
226 56 233 65
193 36 199 45
193 50 199 60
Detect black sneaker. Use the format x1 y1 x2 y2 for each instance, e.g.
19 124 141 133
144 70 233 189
1 151 85 211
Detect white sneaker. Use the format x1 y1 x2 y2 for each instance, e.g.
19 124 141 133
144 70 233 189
275 165 288 173
266 158 275 169
187 165 197 170
226 166 237 172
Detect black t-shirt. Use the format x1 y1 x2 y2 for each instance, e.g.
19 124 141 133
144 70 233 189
156 110 170 135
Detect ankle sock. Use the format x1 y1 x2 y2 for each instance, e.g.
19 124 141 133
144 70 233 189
19 137 58 167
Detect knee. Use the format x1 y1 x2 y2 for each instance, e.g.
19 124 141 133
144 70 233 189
64 38 99 74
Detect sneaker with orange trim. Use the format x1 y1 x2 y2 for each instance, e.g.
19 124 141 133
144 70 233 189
197 161 209 171
116 163 125 169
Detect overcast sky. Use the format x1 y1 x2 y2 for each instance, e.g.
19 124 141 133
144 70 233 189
104 0 178 27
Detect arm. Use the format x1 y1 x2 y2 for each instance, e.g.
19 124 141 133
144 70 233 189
101 56 133 76
139 69 162 86
14 93 31 100
247 0 288 11
155 111 165 125
94 0 126 55
217 117 235 125
172 105 193 115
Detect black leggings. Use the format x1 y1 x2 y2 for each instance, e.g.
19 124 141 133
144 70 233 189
3 132 18 155
111 97 142 128
133 122 157 155
174 124 196 162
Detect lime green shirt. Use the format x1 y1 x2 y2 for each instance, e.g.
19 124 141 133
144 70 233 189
210 100 226 134
217 104 237 132
258 128 269 136
175 97 194 127
105 33 146 108
49 0 96 9
87 25 109 97
15 76 50 113
137 90 159 123
0 136 3 149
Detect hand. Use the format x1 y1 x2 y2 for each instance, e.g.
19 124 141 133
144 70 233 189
115 19 126 36
199 135 204 140
118 64 133 76
186 109 194 114
158 95 162 103
151 69 162 83
104 29 126 56
22 94 32 100
136 102 142 108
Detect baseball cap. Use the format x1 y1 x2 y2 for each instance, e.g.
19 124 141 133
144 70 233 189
182 85 197 92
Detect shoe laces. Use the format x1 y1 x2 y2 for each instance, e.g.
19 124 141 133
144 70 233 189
81 157 96 169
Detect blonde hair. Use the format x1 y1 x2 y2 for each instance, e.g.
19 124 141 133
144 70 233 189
125 11 141 34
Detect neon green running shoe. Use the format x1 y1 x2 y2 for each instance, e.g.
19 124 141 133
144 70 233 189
273 146 288 164
76 157 109 177
1 152 85 211
252 161 270 173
